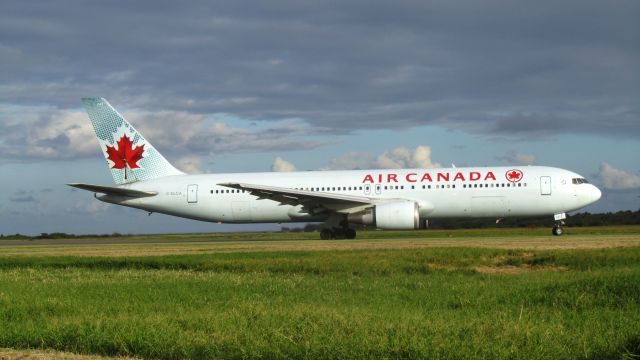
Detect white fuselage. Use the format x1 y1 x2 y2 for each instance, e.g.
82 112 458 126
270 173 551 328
99 166 601 224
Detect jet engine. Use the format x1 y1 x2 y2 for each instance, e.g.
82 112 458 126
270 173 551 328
348 201 423 230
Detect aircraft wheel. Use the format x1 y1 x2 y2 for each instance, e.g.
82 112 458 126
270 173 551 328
333 228 346 240
552 226 563 236
345 228 357 239
320 229 334 240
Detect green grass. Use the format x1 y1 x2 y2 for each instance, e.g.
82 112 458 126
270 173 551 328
1 246 639 359
3 225 639 242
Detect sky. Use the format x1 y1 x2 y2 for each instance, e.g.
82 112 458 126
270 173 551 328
0 0 638 235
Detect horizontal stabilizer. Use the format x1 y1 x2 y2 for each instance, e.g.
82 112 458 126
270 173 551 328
67 183 157 198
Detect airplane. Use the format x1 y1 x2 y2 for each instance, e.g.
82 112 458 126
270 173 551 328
69 98 602 239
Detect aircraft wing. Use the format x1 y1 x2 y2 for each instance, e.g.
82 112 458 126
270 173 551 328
217 182 374 213
67 183 158 198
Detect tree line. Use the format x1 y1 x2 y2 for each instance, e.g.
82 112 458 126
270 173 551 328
1 210 638 239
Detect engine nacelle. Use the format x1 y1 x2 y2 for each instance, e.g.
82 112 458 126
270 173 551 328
348 201 422 230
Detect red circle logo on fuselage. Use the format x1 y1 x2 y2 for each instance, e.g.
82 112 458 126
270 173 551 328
506 169 523 183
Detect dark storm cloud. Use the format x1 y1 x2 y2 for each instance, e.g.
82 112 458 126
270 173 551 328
1 0 638 140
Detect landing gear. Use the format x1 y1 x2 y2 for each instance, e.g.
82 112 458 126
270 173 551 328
552 213 566 236
319 214 358 240
320 229 333 240
552 225 564 236
345 228 357 239
319 227 357 240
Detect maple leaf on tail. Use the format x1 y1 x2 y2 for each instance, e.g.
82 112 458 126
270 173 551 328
105 134 145 169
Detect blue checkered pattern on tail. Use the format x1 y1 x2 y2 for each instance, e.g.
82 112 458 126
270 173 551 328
82 98 184 185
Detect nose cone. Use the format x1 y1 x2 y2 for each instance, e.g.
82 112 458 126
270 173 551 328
588 184 602 204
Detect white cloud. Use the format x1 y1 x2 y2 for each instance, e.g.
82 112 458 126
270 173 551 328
0 108 98 160
320 152 375 170
322 145 441 170
598 162 640 190
495 150 536 165
271 156 296 172
175 155 203 174
0 105 326 161
376 145 441 169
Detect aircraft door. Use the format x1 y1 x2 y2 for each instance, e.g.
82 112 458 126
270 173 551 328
375 184 382 195
187 184 198 203
540 177 551 195
364 184 371 195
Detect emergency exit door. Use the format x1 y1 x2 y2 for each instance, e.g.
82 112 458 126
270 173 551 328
540 176 551 195
187 184 198 203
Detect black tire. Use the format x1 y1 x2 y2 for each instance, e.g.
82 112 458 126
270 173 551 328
552 226 564 236
345 228 357 239
320 229 333 240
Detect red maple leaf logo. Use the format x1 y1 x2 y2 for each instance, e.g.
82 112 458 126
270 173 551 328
105 134 145 169
506 169 523 183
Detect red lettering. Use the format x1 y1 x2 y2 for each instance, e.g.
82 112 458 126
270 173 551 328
363 174 374 183
406 173 417 182
485 171 497 181
470 172 481 181
378 174 383 183
388 174 398 183
453 172 465 181
421 173 433 182
437 172 449 182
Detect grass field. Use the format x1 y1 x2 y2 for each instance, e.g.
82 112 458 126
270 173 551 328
0 226 639 359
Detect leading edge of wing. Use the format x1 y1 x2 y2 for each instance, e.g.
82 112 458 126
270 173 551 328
217 182 374 207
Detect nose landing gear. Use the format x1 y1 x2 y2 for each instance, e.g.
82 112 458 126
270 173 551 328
552 225 564 236
552 213 566 236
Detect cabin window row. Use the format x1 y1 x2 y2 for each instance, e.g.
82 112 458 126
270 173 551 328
211 189 246 194
209 182 528 195
462 183 527 188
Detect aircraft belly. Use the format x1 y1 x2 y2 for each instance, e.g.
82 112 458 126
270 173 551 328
468 196 510 217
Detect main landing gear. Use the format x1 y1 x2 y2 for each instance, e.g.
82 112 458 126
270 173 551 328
552 213 566 236
320 227 357 240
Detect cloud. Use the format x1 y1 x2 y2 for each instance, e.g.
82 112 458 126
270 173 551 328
10 195 35 203
271 156 296 172
598 162 640 190
376 145 441 169
495 150 536 165
65 199 111 215
174 155 203 174
320 152 376 170
0 1 636 140
10 190 36 203
322 145 440 170
0 106 97 160
0 106 327 161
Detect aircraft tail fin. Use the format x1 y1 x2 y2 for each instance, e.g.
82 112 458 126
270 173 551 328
82 98 184 185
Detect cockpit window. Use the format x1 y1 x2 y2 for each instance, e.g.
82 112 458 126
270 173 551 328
572 178 589 184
